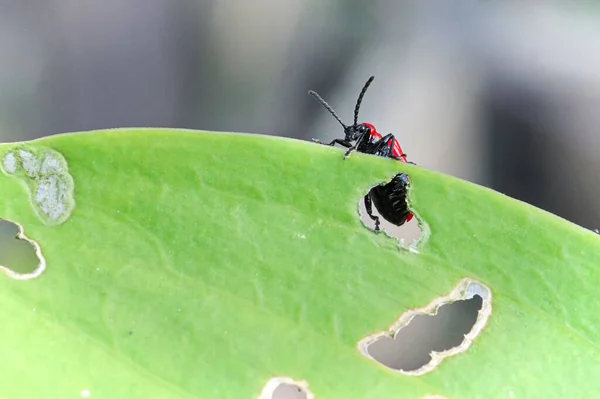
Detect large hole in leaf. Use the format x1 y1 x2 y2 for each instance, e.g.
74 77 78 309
258 378 313 399
367 295 482 372
359 279 492 376
359 173 423 250
0 219 45 279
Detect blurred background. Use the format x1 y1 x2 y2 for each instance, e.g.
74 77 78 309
0 0 599 391
1 1 599 228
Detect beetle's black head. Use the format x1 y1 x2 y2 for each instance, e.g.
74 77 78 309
344 123 369 142
308 76 376 143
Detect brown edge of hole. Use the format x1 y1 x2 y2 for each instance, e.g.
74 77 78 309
0 218 46 280
258 377 314 399
358 173 430 254
357 278 492 376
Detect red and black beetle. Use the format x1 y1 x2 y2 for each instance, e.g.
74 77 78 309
309 76 415 231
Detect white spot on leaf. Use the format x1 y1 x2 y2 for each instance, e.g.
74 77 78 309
18 150 40 177
3 152 17 174
36 176 70 221
1 147 75 225
40 153 64 175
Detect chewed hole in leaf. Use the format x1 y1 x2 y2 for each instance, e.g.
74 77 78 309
272 383 308 399
258 377 313 399
0 219 46 279
359 173 423 250
367 295 482 372
359 279 492 376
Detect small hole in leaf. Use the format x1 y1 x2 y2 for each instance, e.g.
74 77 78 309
359 173 423 249
0 219 46 279
359 279 492 376
271 383 308 399
258 378 313 399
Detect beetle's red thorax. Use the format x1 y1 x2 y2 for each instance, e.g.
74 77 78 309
363 123 408 163
364 123 381 141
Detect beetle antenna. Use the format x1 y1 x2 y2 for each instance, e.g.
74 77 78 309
353 76 375 127
308 90 348 129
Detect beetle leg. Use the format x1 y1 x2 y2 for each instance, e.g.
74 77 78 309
364 194 381 231
330 139 353 148
343 130 371 159
344 147 357 159
370 134 396 156
312 138 352 148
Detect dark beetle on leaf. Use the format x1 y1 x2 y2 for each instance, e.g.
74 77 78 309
309 76 415 231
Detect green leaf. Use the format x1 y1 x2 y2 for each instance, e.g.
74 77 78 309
0 129 598 399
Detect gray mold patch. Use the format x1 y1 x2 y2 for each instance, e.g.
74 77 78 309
36 176 71 222
19 150 40 177
40 153 64 175
1 147 75 225
3 152 17 174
